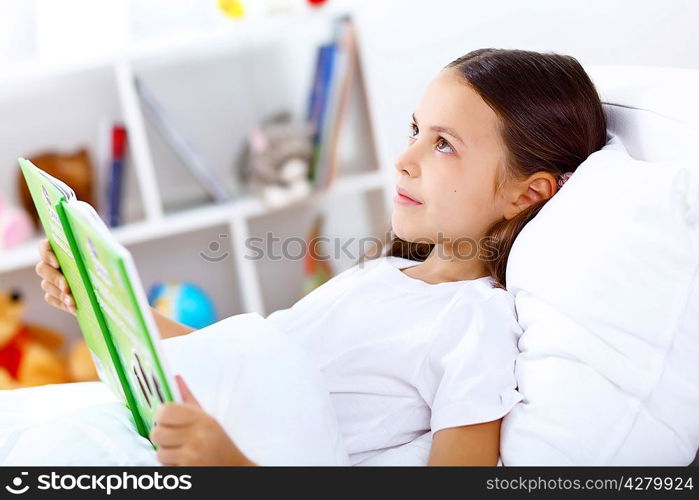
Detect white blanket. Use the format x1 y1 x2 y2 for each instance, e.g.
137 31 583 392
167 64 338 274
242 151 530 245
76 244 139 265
0 313 353 466
0 382 159 465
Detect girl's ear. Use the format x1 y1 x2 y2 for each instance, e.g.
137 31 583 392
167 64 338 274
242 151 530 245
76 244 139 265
503 173 557 220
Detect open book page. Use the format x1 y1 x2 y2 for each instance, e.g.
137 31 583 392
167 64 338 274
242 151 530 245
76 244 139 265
63 200 180 439
18 158 125 403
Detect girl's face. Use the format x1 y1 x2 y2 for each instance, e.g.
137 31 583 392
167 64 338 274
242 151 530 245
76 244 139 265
392 68 510 248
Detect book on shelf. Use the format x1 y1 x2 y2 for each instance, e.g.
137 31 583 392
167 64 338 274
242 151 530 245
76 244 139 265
306 16 358 190
134 77 235 204
107 125 127 227
306 42 337 186
302 214 334 296
19 157 181 444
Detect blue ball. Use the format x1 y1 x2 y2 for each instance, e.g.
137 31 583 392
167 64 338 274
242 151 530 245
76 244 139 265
147 281 217 330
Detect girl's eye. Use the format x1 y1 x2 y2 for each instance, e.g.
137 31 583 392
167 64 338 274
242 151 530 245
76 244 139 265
408 123 418 140
436 137 454 154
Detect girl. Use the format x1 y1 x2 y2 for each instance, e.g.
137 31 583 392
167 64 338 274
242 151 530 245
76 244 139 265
35 48 607 466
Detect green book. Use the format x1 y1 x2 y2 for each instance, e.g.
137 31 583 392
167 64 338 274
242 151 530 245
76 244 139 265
19 157 180 444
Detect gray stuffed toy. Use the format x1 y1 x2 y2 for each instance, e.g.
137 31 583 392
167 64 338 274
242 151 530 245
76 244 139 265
237 111 314 207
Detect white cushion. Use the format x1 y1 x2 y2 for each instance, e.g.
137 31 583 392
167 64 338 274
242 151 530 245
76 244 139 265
585 66 699 134
500 133 699 465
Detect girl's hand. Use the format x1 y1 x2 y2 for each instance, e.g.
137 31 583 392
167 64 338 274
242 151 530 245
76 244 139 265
34 238 76 316
151 375 256 466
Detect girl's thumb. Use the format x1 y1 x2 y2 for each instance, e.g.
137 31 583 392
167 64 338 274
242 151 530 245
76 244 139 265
175 374 201 407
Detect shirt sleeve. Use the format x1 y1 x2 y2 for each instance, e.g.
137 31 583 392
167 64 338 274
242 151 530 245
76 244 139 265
415 289 524 434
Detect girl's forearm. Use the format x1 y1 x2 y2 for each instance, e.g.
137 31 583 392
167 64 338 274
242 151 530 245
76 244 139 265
151 307 196 339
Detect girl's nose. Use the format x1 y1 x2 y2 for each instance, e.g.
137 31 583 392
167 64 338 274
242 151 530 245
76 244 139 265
394 148 419 177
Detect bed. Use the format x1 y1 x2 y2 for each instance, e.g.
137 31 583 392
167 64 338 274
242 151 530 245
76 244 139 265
1 65 698 466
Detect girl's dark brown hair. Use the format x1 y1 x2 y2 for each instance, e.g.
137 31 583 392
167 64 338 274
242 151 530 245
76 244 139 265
366 48 607 289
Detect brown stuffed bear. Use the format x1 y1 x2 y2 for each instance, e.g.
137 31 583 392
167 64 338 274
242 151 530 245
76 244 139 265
0 288 97 390
17 149 95 231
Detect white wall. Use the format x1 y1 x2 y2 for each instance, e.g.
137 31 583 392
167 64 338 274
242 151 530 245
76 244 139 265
352 0 699 187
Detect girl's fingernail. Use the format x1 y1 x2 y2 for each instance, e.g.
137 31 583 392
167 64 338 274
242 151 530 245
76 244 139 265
64 297 71 305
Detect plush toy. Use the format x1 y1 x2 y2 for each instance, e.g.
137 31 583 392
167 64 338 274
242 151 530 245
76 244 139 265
237 111 314 208
0 195 34 250
218 0 245 18
17 149 95 231
0 288 98 390
66 338 99 383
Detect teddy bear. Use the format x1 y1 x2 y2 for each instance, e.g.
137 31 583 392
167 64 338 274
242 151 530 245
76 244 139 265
0 288 98 390
16 149 95 231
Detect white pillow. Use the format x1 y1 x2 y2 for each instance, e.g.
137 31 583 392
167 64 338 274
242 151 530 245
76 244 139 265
501 133 699 465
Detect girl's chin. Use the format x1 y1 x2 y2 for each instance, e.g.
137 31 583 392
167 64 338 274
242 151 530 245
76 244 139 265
390 220 419 242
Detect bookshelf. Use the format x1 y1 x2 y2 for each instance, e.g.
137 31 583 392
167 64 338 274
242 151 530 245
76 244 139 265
0 7 392 342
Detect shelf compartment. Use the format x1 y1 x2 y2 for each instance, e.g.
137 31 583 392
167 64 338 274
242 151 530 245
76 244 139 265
0 170 387 274
248 172 388 314
131 42 297 214
0 63 148 229
126 224 243 325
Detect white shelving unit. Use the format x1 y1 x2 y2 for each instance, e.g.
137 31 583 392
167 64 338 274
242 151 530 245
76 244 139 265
0 8 393 340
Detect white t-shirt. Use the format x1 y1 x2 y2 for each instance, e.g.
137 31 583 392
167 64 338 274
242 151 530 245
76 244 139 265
266 255 523 465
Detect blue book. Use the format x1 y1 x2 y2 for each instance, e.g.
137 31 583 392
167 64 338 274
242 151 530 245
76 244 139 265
313 17 355 190
307 42 337 184
307 45 330 124
108 126 127 227
307 44 335 127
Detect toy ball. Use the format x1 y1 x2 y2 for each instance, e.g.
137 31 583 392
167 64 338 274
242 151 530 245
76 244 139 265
147 281 217 330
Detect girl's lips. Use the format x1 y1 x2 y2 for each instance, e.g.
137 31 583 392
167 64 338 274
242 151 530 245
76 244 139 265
393 193 423 206
395 186 423 206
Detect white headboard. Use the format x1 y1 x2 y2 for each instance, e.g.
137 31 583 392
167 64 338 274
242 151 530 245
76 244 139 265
352 0 699 175
586 66 699 165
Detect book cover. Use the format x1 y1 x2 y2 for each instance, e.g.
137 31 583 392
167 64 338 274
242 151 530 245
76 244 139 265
108 125 128 227
307 42 337 185
306 43 333 127
134 78 234 204
19 157 180 442
64 200 180 439
302 214 334 296
315 17 358 190
18 158 125 404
